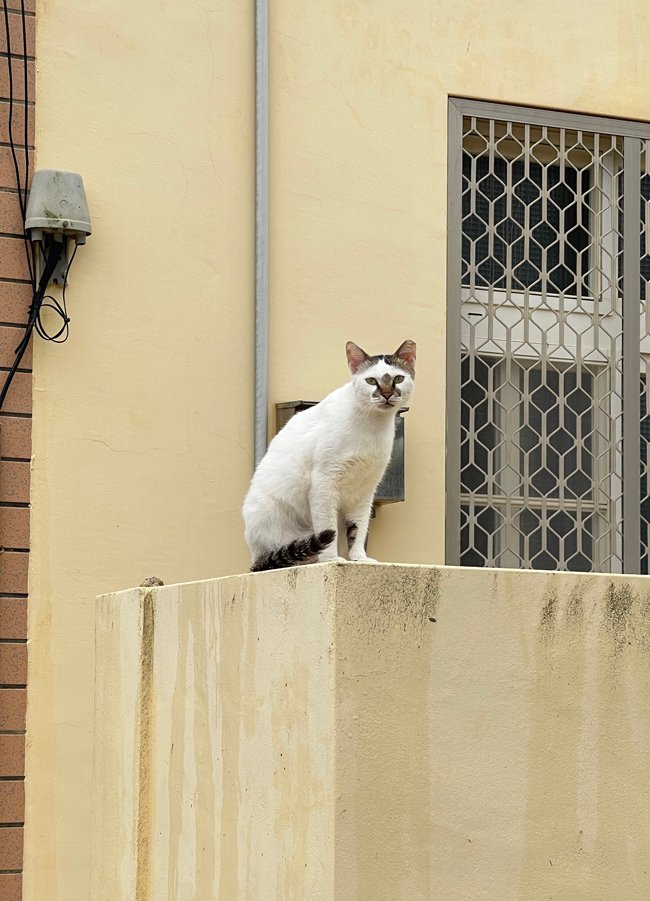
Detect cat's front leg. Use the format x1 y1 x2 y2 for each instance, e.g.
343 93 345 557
309 479 345 563
344 499 377 562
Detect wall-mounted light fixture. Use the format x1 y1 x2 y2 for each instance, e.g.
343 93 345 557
25 169 91 285
0 170 92 412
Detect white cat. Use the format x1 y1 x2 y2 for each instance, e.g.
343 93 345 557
243 339 416 571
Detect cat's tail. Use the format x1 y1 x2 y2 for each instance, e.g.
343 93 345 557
250 529 336 573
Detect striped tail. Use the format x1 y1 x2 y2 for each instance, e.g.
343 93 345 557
250 530 336 573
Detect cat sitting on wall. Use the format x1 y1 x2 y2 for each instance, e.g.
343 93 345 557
243 339 416 572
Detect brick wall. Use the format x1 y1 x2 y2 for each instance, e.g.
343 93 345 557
1 2 35 899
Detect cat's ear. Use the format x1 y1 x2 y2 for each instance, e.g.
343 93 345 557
394 339 416 374
346 341 369 374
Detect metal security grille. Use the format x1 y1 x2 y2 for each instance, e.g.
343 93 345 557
640 141 650 573
446 99 650 574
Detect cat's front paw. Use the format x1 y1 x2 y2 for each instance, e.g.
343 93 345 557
318 552 346 564
348 553 378 563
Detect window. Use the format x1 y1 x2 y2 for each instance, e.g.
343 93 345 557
459 354 610 570
447 100 650 574
462 154 590 296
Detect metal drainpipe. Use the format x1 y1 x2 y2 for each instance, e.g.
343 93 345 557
254 0 269 467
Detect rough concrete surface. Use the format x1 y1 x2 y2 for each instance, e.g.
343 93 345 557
93 563 650 900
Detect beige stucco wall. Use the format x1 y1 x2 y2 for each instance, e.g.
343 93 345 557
268 0 650 568
27 0 650 897
25 2 254 898
93 563 650 900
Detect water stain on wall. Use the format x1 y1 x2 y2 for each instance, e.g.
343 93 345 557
135 589 155 901
335 564 436 900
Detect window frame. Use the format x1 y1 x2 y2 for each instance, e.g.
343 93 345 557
446 98 645 574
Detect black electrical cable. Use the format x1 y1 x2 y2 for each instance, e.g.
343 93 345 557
2 0 35 289
35 241 77 343
20 0 29 214
0 240 63 411
1 3 78 412
19 0 34 286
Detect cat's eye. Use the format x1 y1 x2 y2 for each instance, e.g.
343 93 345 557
365 377 377 385
394 375 405 384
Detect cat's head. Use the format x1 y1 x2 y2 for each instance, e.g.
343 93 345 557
346 339 416 412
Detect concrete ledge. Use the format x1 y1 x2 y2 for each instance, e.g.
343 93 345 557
92 563 650 900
